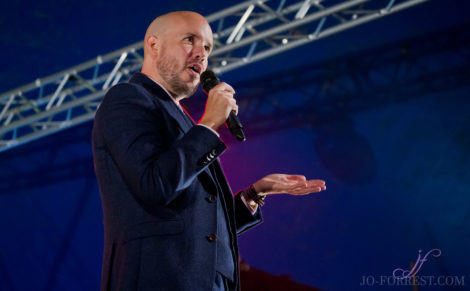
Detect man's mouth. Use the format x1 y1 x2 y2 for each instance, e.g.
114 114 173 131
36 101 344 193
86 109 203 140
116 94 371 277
187 64 202 75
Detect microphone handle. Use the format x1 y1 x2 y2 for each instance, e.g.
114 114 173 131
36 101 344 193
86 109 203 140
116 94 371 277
227 110 245 142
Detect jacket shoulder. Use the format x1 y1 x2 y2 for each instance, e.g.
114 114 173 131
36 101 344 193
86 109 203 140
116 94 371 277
103 82 150 103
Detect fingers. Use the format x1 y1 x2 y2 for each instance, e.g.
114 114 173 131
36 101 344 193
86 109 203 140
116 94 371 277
210 83 238 114
309 179 326 187
287 179 326 195
229 98 238 115
289 186 323 195
304 179 326 191
214 82 235 94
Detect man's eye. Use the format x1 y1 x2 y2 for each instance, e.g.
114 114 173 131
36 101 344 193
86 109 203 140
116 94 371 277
185 36 193 42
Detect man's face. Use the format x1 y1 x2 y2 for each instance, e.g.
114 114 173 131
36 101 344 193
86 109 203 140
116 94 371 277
156 15 213 98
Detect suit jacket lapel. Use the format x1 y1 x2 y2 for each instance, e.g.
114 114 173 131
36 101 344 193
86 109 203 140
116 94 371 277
128 72 189 133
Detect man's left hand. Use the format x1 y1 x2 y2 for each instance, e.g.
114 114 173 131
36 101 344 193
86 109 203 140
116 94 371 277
252 174 326 196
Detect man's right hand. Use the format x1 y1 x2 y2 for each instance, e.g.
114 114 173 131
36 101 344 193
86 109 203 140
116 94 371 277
199 82 238 131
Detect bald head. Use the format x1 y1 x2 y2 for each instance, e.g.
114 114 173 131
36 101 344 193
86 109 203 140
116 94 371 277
141 11 213 100
143 11 210 58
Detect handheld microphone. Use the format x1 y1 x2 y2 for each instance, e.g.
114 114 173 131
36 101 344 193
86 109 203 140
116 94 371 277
200 70 246 142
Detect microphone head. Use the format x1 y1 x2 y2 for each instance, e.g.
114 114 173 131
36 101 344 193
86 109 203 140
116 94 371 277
200 70 220 93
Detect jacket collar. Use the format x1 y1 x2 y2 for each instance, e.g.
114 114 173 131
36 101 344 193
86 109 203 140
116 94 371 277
128 72 191 133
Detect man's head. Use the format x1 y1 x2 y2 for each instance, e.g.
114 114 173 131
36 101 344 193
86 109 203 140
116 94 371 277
141 11 213 101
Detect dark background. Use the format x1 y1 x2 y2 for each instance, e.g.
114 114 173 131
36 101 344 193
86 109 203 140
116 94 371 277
1 0 469 290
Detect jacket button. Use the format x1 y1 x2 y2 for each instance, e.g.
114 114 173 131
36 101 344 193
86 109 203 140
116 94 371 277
207 233 217 242
206 195 217 203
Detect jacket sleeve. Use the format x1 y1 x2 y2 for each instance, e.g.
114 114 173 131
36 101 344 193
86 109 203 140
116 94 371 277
94 83 226 207
233 191 263 234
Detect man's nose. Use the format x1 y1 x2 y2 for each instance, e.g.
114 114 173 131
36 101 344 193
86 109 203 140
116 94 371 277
192 44 207 62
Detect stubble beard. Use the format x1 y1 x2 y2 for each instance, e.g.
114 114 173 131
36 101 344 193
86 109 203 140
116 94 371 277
157 47 197 98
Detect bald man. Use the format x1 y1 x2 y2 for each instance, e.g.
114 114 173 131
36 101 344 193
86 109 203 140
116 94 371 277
92 11 325 291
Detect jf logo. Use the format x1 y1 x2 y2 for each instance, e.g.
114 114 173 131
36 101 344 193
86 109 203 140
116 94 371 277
393 249 442 279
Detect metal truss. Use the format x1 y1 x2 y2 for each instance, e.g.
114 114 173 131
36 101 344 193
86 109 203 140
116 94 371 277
3 22 468 193
0 0 430 152
216 21 470 138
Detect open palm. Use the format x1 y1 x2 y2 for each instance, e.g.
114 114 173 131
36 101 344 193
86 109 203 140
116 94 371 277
253 174 326 196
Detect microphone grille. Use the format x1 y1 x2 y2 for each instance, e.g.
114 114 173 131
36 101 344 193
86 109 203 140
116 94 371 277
200 70 220 93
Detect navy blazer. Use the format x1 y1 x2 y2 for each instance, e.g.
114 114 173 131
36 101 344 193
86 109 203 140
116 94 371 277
92 72 262 291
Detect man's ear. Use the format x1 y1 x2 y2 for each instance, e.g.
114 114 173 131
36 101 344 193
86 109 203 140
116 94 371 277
146 35 159 57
